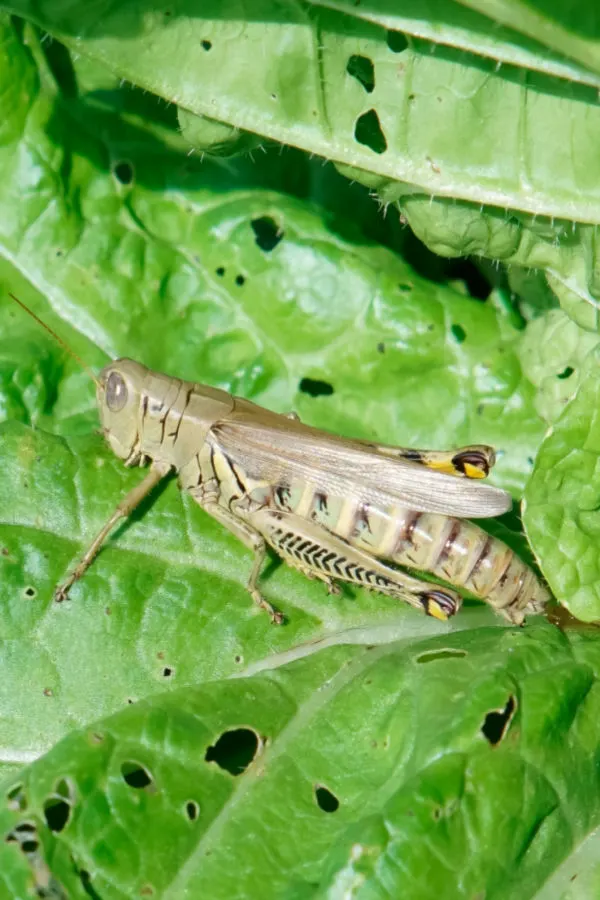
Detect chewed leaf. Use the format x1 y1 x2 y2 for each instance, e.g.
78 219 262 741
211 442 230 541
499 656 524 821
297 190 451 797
2 622 600 898
12 0 600 225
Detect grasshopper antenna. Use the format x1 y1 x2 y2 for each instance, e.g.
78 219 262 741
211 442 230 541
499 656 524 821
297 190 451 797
8 292 100 388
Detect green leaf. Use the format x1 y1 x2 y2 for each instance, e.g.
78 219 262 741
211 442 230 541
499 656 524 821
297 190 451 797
388 196 600 333
0 16 547 783
0 11 593 896
0 22 543 490
2 622 600 898
4 0 600 225
7 2 600 330
524 346 600 622
316 0 600 88
457 0 600 77
519 309 600 424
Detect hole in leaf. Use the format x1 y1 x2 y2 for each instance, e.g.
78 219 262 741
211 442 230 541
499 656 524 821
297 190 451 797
481 695 516 746
6 783 27 812
416 649 468 664
43 796 71 833
21 838 39 853
205 728 259 776
451 324 466 343
13 823 36 835
235 274 246 286
215 266 225 276
315 785 339 813
22 586 36 599
185 800 200 821
162 667 173 678
299 378 334 397
201 39 212 50
113 160 134 185
7 823 39 854
557 366 574 379
121 761 154 789
56 777 73 800
251 216 283 251
387 30 408 53
346 55 375 93
40 780 71 824
354 109 387 154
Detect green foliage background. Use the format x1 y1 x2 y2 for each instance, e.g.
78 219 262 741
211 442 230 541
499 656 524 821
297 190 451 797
0 3 600 898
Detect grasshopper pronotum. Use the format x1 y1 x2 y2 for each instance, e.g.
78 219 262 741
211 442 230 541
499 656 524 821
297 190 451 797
11 294 550 625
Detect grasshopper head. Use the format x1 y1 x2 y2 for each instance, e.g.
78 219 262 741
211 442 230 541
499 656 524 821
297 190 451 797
98 358 149 462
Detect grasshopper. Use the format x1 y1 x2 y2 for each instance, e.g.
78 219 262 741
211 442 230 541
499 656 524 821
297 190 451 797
11 295 550 625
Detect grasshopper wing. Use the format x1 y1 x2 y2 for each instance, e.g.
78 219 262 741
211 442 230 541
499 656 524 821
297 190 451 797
210 410 512 519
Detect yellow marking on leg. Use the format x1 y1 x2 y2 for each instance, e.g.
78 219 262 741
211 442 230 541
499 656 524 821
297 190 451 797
463 463 486 479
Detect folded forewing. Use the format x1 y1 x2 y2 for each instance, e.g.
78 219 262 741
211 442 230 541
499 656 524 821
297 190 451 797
210 416 512 518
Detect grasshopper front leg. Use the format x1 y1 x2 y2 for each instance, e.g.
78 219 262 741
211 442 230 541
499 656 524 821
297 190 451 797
55 463 170 601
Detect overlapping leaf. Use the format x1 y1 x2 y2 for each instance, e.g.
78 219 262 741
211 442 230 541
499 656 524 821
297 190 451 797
3 622 600 899
0 18 547 785
0 10 595 900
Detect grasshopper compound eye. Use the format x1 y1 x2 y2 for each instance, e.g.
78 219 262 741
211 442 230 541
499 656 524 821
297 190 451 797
106 371 128 411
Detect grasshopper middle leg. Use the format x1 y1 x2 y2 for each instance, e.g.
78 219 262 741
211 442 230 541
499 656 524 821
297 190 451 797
198 500 284 623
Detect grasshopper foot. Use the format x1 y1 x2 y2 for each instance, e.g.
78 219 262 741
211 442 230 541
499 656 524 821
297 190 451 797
250 588 284 625
54 579 75 603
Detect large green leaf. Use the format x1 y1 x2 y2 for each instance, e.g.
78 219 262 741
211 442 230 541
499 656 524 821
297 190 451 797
0 14 547 784
1 0 599 225
0 10 596 898
0 20 542 489
6 1 600 331
2 623 600 898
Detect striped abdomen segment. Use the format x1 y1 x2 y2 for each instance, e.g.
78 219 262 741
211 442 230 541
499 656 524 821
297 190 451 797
269 480 549 624
304 492 548 624
371 507 548 624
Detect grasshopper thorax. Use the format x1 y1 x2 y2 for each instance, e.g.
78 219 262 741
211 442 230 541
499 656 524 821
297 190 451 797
98 358 150 464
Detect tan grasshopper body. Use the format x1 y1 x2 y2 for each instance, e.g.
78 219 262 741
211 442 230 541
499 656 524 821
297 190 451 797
49 356 549 626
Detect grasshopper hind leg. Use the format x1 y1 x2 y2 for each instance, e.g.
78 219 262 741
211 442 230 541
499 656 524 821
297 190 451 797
253 508 461 620
369 444 496 479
